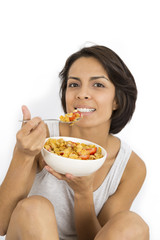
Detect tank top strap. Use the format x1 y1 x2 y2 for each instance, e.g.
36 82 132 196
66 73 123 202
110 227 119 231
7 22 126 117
46 121 60 137
107 140 132 195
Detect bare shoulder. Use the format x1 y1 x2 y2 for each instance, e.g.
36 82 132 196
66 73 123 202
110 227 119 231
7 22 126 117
108 135 146 184
122 150 147 185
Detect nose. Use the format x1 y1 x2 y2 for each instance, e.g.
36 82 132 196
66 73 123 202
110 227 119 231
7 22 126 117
76 87 91 100
77 96 89 99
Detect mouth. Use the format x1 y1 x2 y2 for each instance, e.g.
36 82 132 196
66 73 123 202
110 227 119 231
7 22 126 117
74 107 96 113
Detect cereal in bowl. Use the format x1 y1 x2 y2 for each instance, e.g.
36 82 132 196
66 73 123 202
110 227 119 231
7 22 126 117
44 138 103 160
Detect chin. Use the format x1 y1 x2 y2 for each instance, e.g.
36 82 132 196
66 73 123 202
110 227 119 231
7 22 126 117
75 120 98 128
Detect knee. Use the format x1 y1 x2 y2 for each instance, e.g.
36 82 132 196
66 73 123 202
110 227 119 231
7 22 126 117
95 211 149 240
118 211 149 239
15 195 55 221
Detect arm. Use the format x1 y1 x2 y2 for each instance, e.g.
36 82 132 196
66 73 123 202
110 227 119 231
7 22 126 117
98 151 146 225
0 117 46 235
74 151 146 240
74 189 101 240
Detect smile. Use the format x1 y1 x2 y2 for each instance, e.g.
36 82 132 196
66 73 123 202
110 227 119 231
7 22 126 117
75 108 96 113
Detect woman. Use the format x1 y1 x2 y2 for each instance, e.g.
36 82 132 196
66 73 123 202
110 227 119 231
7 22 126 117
0 45 149 239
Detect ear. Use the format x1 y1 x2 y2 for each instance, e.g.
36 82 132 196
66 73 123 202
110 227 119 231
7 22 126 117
112 99 118 111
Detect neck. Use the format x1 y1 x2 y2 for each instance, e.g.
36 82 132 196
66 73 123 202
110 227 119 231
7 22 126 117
68 123 111 149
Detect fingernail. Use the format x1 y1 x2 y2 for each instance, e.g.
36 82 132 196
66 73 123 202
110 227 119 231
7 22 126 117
66 173 74 180
22 105 26 113
45 166 51 171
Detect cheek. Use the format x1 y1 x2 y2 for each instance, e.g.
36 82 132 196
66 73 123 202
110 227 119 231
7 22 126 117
99 93 115 107
65 90 73 112
66 88 73 99
98 94 115 116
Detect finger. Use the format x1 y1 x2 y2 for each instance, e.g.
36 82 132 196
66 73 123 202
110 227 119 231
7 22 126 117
45 166 64 180
28 120 46 140
22 105 31 120
65 173 75 180
16 120 46 156
21 117 42 136
28 121 47 150
21 105 31 127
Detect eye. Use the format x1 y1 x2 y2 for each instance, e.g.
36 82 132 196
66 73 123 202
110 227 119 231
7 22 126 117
93 82 105 88
68 82 79 88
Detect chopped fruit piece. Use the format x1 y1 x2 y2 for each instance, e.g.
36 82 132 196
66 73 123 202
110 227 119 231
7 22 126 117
69 112 76 121
87 147 97 155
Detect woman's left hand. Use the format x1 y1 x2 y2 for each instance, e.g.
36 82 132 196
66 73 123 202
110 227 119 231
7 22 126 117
45 165 94 195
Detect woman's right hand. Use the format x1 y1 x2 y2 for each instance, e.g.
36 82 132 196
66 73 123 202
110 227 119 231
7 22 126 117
15 105 46 157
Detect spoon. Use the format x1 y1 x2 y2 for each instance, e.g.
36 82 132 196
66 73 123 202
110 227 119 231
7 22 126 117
19 118 81 124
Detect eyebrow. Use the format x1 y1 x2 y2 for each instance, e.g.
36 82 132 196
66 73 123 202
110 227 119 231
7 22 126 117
67 75 110 81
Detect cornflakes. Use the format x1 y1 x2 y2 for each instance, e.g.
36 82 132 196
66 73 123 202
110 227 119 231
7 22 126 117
44 138 103 160
59 110 82 125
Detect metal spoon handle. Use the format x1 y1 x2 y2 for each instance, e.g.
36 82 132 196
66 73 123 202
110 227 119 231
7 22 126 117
19 119 59 123
19 118 80 124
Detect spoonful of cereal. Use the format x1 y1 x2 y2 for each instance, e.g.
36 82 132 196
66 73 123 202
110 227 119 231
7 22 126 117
19 110 82 126
59 110 82 125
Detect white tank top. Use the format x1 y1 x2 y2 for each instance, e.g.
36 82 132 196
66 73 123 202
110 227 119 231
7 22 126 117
29 121 132 240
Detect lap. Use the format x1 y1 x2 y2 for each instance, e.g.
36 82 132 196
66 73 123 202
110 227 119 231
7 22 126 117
6 199 149 240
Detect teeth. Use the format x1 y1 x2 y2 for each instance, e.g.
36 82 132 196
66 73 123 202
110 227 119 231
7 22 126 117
76 108 95 112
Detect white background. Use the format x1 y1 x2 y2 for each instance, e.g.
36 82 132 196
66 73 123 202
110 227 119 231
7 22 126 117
0 0 159 239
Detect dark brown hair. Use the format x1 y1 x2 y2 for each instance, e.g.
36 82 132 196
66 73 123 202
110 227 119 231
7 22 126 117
59 45 137 134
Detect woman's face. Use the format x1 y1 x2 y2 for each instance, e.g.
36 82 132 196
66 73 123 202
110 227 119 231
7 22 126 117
65 57 117 127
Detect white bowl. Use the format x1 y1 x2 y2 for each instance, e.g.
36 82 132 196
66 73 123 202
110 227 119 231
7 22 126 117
41 136 107 176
